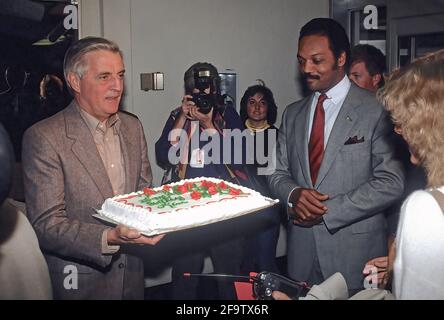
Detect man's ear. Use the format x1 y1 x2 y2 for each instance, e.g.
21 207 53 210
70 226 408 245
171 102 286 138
337 51 346 68
372 74 382 88
67 72 81 94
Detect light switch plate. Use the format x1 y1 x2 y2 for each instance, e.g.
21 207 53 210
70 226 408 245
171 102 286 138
141 72 164 91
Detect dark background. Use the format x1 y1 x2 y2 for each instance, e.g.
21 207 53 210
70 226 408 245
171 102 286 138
0 0 76 161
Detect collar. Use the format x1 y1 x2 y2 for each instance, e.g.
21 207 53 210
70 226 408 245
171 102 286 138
245 119 270 133
77 105 121 135
315 75 351 105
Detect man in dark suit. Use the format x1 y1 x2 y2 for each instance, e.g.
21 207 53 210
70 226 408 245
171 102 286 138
267 18 405 293
22 37 163 299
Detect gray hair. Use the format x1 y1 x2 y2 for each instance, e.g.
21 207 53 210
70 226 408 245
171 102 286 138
63 37 123 93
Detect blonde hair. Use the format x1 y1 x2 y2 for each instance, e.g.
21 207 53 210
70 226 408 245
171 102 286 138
378 49 444 187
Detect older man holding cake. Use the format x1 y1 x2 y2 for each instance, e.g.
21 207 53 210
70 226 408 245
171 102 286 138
22 37 163 300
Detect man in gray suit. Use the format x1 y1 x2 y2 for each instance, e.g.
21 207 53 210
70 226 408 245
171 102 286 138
268 18 405 292
22 37 163 299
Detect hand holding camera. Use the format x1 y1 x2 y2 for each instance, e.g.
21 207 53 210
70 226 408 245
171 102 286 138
189 104 215 130
191 91 216 114
180 95 194 120
178 65 221 131
178 95 216 131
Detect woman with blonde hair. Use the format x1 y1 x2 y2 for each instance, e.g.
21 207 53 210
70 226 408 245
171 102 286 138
378 49 444 299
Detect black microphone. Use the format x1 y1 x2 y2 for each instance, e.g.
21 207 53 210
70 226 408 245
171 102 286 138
183 272 250 282
183 271 310 300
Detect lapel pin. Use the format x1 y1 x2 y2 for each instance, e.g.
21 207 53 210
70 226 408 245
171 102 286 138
346 116 352 122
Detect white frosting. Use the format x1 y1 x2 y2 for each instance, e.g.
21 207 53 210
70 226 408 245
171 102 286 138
100 177 278 235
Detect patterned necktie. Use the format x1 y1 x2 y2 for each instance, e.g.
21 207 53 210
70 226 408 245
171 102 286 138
309 93 327 186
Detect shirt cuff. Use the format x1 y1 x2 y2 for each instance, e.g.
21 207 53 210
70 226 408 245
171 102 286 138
101 229 120 255
286 186 300 220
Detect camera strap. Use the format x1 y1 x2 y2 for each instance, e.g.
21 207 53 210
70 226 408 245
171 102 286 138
178 120 199 180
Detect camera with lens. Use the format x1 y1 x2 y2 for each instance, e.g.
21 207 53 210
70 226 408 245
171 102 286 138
191 69 216 114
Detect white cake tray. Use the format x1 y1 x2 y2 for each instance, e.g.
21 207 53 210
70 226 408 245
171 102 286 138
93 197 279 236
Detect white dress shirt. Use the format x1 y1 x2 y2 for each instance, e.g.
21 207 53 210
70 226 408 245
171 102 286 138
307 75 351 148
287 75 351 208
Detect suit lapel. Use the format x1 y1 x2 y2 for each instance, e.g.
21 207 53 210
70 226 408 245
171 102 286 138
119 119 138 194
65 102 114 200
315 86 360 188
295 96 313 186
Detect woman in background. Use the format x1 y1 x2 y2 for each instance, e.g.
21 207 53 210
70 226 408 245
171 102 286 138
378 49 444 299
239 84 281 273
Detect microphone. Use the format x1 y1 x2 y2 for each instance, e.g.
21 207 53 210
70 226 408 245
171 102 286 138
183 271 310 300
183 273 250 282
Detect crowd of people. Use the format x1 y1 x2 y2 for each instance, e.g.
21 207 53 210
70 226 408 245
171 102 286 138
1 16 443 300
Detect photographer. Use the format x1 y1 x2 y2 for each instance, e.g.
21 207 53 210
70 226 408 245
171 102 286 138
155 62 248 299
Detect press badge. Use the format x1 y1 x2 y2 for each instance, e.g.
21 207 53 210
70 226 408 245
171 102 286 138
190 148 204 168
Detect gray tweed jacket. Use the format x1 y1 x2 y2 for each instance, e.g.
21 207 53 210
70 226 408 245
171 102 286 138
22 101 152 299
